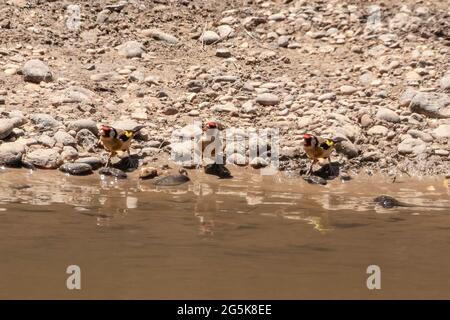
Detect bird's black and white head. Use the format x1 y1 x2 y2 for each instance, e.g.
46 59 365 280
99 125 117 138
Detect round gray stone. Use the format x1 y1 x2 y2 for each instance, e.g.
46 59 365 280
22 59 52 83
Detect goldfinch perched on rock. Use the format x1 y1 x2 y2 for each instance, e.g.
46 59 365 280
98 124 145 167
302 133 345 175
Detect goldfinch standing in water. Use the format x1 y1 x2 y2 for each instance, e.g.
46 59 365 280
98 124 145 167
303 133 344 175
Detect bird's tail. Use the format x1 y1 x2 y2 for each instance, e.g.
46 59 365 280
332 136 347 144
132 125 146 133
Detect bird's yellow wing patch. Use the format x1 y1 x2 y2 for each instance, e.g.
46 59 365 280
118 130 134 142
319 139 335 150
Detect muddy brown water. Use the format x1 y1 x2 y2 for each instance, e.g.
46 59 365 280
0 167 449 299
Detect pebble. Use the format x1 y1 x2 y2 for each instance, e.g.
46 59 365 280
376 107 400 123
340 85 358 95
367 125 389 136
38 134 56 148
303 175 327 185
277 36 290 48
255 93 280 106
249 157 268 169
22 59 52 83
59 163 93 175
54 131 76 146
407 129 433 143
24 148 61 169
226 153 248 166
217 25 234 39
216 48 231 58
139 166 158 179
335 140 359 158
360 114 373 127
441 74 450 90
116 41 145 58
0 142 25 167
433 125 450 139
142 29 179 44
76 129 98 151
318 92 336 102
154 174 190 186
99 167 127 179
30 114 60 129
75 157 104 170
399 88 418 106
0 119 14 140
204 163 232 178
68 119 98 135
201 31 220 45
410 92 450 119
397 138 427 155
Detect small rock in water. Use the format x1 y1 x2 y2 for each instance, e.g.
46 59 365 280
21 160 36 170
303 175 327 185
59 163 93 176
10 184 32 190
250 157 268 169
204 163 232 179
99 167 127 179
154 174 190 186
139 166 158 179
373 195 407 208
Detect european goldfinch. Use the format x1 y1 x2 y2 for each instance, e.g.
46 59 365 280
201 121 225 163
302 133 344 175
98 124 144 167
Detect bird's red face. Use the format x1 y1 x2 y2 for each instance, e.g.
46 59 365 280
203 121 220 131
99 125 115 138
303 133 313 146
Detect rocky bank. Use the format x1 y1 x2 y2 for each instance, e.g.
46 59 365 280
0 0 449 177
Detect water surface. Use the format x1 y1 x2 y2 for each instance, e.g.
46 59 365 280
0 168 449 299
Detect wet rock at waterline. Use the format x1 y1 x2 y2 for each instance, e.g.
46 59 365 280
59 163 93 176
204 163 232 179
139 166 158 179
99 167 128 179
24 149 62 169
154 174 190 186
374 195 410 208
0 142 25 167
303 175 327 185
75 157 104 170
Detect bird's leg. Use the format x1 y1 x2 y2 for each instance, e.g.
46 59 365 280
123 149 132 168
328 156 338 177
105 152 113 168
307 160 316 176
